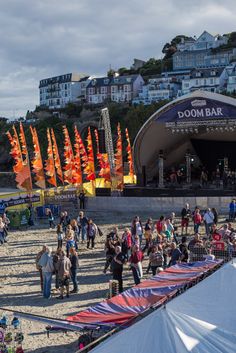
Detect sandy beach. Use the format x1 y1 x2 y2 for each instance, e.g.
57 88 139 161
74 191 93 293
0 218 146 353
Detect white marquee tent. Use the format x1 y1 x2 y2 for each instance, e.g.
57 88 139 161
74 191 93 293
89 261 236 353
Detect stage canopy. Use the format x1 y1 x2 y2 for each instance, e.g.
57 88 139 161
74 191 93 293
133 91 236 179
89 260 236 353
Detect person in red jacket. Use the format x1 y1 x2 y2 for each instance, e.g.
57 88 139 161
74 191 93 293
129 245 144 285
193 208 202 234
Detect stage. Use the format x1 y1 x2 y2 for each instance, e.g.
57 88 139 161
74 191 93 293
123 185 236 197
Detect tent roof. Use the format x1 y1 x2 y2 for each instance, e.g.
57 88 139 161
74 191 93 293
89 261 236 353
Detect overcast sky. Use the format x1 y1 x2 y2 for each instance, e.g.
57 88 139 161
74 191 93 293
0 0 236 119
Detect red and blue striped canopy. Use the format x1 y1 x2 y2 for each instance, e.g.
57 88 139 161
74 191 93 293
67 260 221 329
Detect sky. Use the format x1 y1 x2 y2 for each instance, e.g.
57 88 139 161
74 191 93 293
0 0 236 119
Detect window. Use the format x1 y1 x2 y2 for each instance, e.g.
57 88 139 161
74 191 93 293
195 79 199 85
65 84 67 90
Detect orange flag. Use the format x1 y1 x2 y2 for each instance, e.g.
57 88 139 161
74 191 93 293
30 126 46 189
73 126 83 186
94 129 111 182
45 128 57 187
7 126 32 191
51 129 64 184
125 128 135 181
115 123 124 190
63 126 75 185
85 127 96 181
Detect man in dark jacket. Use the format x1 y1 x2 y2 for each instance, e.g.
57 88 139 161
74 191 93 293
111 246 125 293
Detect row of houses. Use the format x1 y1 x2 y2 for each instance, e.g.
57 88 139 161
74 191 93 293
39 31 236 109
39 63 236 109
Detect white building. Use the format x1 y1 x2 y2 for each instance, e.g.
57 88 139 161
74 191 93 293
39 73 90 109
177 31 228 52
181 68 225 95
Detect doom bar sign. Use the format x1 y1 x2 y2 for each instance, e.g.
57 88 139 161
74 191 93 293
156 98 236 123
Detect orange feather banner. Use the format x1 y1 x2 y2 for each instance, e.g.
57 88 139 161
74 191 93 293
30 126 46 189
85 127 96 181
51 129 64 184
75 126 96 182
45 128 57 187
125 128 135 182
94 129 111 182
114 123 124 190
73 126 83 186
63 126 75 185
7 126 32 191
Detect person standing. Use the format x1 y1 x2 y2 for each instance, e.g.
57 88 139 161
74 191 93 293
212 207 218 225
169 242 182 266
131 216 143 246
181 203 191 235
143 218 153 253
179 236 189 263
121 228 132 260
56 224 64 249
111 246 125 293
0 217 6 244
71 219 79 242
35 245 47 292
77 211 89 243
46 208 55 229
87 219 97 249
149 245 164 276
40 246 54 299
129 245 144 285
70 247 79 293
56 250 71 299
203 208 214 236
228 200 235 221
193 208 202 234
79 190 86 209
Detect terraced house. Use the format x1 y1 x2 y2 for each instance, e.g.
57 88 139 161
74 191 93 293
86 74 144 104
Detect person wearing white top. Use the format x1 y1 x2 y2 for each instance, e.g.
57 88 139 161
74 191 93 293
203 209 214 236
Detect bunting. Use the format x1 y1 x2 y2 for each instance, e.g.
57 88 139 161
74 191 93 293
51 129 64 184
30 126 46 189
114 123 124 190
94 129 111 182
125 128 135 183
45 128 57 187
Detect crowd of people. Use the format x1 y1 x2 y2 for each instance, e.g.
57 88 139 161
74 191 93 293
102 202 236 294
4 199 236 300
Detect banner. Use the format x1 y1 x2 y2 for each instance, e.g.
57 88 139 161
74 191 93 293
30 126 46 189
156 97 236 123
114 123 124 190
51 129 64 184
73 126 83 186
63 126 75 185
0 190 43 209
125 128 135 184
7 126 32 191
45 128 57 187
94 129 111 184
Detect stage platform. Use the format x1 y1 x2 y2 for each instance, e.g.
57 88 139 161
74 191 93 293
123 185 236 197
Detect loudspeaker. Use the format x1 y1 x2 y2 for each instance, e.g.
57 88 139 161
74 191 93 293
98 129 106 153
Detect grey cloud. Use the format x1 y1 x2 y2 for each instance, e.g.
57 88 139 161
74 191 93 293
0 0 236 118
